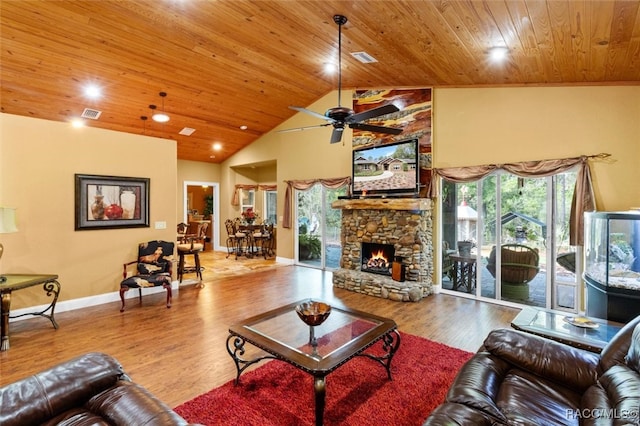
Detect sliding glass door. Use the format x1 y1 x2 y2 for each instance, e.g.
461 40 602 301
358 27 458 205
441 170 578 311
295 184 347 270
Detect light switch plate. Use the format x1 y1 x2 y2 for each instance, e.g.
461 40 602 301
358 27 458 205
155 221 167 229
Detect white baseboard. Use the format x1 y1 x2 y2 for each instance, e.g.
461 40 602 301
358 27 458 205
8 281 181 323
9 257 293 323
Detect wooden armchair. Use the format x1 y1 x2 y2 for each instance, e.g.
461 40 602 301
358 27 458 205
486 244 539 299
120 240 174 312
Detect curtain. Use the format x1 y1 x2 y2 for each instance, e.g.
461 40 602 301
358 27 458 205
231 184 278 206
231 184 258 206
282 177 351 228
258 184 277 191
429 153 610 246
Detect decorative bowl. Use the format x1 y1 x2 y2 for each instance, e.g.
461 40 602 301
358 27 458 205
295 300 332 326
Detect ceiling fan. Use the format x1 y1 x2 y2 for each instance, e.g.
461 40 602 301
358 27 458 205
282 15 402 144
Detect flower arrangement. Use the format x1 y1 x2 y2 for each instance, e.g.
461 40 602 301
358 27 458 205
242 207 257 223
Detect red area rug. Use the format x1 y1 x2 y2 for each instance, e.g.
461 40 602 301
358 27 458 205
174 332 473 426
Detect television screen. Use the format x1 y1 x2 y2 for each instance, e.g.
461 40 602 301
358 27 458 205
352 139 419 197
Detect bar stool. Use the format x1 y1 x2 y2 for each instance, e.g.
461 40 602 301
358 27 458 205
177 236 204 286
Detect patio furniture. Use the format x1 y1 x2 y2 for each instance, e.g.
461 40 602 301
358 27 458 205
486 244 540 300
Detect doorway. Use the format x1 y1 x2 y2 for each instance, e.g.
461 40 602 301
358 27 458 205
440 171 579 311
183 181 220 251
295 184 346 270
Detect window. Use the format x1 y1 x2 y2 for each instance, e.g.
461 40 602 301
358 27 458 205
264 190 277 225
240 189 255 214
440 170 579 311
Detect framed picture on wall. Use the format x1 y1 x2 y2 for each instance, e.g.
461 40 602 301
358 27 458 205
75 174 150 230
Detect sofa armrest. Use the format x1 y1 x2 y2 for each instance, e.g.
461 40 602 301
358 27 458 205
483 328 600 392
86 380 194 426
0 352 125 426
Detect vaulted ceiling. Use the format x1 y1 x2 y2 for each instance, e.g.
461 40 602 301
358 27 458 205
2 1 639 163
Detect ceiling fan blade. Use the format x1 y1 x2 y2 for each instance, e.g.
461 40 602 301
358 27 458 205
349 104 399 123
330 127 344 144
277 123 331 134
349 122 403 135
289 106 333 122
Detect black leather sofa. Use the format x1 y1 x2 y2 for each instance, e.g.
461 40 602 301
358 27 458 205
0 352 200 426
424 315 640 425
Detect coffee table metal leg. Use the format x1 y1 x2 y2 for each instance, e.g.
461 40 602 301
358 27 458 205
359 329 401 379
314 375 326 426
226 334 275 385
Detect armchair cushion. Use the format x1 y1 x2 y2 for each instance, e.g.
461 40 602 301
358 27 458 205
121 273 171 289
135 240 174 276
483 328 600 392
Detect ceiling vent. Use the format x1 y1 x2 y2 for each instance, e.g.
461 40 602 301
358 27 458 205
81 108 102 120
350 51 378 63
179 127 196 136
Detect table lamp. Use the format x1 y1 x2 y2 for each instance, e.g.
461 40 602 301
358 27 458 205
0 207 19 283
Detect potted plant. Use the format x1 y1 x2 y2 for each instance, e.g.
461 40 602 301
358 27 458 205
299 233 321 260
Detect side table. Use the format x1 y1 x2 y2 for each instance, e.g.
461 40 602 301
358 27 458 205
511 306 622 353
450 254 476 293
0 274 61 351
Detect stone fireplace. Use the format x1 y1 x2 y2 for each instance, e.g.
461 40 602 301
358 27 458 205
331 198 433 302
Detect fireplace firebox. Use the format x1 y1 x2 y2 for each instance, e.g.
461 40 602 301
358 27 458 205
361 242 395 276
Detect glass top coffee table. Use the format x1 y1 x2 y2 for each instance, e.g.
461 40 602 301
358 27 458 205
226 299 400 426
511 306 623 353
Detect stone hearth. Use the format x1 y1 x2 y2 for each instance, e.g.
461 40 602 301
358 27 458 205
331 198 433 302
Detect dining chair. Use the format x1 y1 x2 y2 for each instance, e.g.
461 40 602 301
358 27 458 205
225 219 246 260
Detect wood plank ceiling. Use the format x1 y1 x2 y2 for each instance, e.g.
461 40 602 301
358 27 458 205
2 1 639 163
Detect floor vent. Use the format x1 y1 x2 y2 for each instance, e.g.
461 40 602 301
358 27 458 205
81 108 102 119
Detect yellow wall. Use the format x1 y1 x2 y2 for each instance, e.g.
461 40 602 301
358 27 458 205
0 114 177 309
176 159 220 224
434 86 640 210
2 85 639 310
221 91 353 259
221 85 640 261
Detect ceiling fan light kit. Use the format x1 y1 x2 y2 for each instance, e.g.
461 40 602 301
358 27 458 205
282 14 401 143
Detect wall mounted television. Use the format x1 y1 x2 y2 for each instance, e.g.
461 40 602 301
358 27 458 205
352 138 419 197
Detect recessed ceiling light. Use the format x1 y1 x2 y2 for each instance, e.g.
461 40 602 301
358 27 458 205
71 119 85 128
212 142 222 151
489 46 509 62
323 62 337 73
84 84 102 99
240 125 248 130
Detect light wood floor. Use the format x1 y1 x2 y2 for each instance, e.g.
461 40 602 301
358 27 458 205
0 250 520 407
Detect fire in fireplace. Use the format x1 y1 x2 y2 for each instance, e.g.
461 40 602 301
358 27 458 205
361 242 395 276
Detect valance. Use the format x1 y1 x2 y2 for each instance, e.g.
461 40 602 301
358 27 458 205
429 153 610 246
282 177 351 228
231 184 276 206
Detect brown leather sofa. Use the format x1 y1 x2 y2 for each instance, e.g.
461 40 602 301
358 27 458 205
0 352 200 426
424 315 640 425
